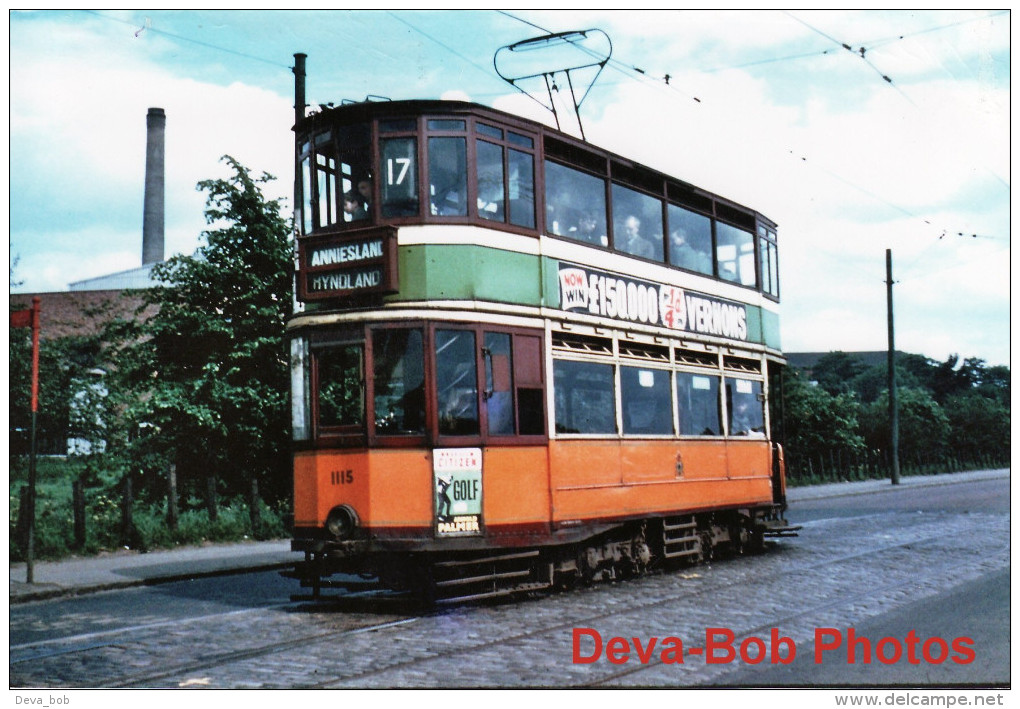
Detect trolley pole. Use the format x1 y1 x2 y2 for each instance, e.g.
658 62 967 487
886 249 900 485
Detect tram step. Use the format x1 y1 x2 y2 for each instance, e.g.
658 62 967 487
434 568 532 588
663 546 702 559
662 520 697 532
432 550 541 568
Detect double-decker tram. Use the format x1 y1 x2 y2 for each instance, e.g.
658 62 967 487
287 73 793 602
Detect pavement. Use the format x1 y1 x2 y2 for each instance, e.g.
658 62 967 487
9 468 1008 605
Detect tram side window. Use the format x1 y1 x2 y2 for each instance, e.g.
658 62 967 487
716 222 757 287
676 372 722 436
620 367 673 435
484 332 513 435
429 137 467 216
436 330 479 436
668 204 713 276
477 140 505 222
612 184 664 261
553 359 616 434
508 148 535 228
545 160 607 246
759 225 779 298
336 123 371 225
316 344 364 430
372 329 425 436
726 378 765 436
380 137 419 217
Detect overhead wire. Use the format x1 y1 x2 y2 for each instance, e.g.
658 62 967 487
494 10 1007 250
83 10 291 69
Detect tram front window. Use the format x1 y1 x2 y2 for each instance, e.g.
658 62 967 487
716 222 757 287
436 330 479 436
373 329 425 435
316 344 364 429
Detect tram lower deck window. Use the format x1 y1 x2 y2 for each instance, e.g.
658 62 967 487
553 359 616 434
620 366 673 435
676 372 722 436
372 328 425 436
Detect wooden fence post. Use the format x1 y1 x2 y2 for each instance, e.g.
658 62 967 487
207 476 218 523
73 478 86 549
167 464 179 533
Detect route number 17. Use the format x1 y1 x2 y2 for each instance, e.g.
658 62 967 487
387 157 411 186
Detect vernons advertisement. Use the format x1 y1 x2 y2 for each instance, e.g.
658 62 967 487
557 263 749 341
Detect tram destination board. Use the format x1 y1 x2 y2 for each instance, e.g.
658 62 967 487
298 227 399 302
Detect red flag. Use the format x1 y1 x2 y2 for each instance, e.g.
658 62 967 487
11 298 41 412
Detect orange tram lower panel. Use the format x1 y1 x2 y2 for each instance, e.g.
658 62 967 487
293 438 776 547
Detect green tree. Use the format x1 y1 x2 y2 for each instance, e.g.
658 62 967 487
943 392 1010 460
779 369 865 460
860 387 951 463
117 156 293 504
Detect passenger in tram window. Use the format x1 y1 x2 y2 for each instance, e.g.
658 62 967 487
670 226 712 274
570 211 608 247
343 190 368 221
730 397 765 437
356 175 373 211
547 188 581 236
619 215 654 258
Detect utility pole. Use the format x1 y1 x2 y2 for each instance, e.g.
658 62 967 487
886 249 901 485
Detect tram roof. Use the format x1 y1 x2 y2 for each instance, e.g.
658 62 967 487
295 99 776 229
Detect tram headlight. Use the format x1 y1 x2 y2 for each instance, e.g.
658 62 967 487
325 505 359 540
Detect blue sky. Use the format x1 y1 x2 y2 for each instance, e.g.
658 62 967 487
8 10 1011 366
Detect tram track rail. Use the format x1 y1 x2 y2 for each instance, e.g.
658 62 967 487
9 511 1007 688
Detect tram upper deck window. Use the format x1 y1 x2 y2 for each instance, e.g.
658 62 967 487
612 184 664 261
716 221 757 287
667 204 713 276
545 160 607 246
380 136 418 217
372 328 425 436
429 136 467 216
476 125 536 229
759 224 779 298
299 125 371 234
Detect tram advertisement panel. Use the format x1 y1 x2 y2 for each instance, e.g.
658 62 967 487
433 447 483 537
558 263 748 341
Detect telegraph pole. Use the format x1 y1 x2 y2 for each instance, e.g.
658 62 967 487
886 249 901 485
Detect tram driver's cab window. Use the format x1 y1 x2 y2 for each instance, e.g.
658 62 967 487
315 344 364 432
372 328 425 436
436 329 479 436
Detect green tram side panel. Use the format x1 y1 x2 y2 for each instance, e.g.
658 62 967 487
383 244 778 350
396 244 542 306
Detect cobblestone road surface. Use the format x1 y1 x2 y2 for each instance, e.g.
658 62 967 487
10 507 1009 688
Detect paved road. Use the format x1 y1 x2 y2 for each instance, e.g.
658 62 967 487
9 474 1010 688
